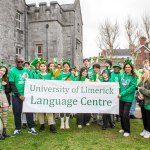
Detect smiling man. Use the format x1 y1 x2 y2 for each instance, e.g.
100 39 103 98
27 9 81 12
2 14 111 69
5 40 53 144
9 55 38 136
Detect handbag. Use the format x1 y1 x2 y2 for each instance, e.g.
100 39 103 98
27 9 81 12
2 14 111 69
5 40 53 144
135 91 145 107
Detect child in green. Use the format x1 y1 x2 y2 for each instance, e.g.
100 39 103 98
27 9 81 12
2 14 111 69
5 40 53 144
37 62 57 133
101 70 115 130
55 62 74 129
111 64 121 83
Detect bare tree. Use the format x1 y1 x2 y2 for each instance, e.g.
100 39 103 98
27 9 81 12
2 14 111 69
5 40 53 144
142 14 150 42
98 19 119 59
124 16 140 47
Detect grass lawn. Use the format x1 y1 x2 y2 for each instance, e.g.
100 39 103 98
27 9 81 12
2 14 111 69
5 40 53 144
0 113 149 150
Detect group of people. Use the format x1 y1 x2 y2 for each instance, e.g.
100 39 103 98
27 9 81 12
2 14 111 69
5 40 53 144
0 55 150 140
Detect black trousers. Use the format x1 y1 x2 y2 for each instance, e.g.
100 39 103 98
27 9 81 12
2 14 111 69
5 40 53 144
141 106 150 132
119 101 132 133
102 114 114 127
76 113 91 125
12 96 34 130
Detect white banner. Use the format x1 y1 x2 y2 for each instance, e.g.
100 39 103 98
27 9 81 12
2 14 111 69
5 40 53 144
23 79 119 114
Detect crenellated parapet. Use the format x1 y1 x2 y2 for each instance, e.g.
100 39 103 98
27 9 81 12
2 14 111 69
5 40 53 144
27 1 74 26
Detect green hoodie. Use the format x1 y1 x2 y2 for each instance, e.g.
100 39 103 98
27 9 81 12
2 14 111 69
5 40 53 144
111 72 121 83
119 73 138 102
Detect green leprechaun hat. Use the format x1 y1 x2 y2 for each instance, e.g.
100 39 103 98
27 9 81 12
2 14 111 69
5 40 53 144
30 57 41 67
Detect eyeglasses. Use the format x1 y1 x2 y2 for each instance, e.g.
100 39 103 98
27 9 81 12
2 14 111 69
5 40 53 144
17 61 24 64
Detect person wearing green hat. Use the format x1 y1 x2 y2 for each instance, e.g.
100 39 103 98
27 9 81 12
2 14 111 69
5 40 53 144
111 64 121 82
118 60 138 137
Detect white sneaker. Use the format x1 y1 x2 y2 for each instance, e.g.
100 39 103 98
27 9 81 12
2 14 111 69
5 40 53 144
65 122 70 129
143 132 150 139
78 125 82 128
28 128 38 135
86 123 90 126
60 123 65 129
119 130 124 133
12 130 21 137
140 129 147 136
123 133 130 137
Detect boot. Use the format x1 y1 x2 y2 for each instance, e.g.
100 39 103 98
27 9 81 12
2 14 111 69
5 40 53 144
2 128 10 138
39 124 45 132
65 117 70 129
60 117 64 129
0 134 5 140
50 125 57 133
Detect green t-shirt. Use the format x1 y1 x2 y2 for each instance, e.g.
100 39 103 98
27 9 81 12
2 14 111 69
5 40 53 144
36 72 51 80
0 78 4 90
144 104 150 110
30 69 40 79
8 67 31 96
55 72 75 81
88 67 94 79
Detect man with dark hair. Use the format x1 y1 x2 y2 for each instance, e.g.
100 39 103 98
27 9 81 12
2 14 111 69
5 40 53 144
83 58 94 78
9 55 38 136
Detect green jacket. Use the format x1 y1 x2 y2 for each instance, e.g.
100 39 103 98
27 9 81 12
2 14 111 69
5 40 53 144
138 80 150 106
119 73 138 102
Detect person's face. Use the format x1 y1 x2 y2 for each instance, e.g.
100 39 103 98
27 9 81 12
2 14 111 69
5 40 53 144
40 64 47 72
125 64 132 74
0 67 6 77
82 70 88 77
71 69 75 74
114 67 120 73
49 64 55 69
24 63 29 69
102 73 108 81
83 60 89 67
63 64 70 73
93 67 100 74
16 58 24 69
76 66 80 71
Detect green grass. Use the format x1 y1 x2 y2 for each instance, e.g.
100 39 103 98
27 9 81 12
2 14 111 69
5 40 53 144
0 113 149 150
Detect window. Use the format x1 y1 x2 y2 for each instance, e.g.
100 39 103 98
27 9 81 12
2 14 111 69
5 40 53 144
36 45 43 58
16 47 22 56
16 12 22 30
77 23 80 32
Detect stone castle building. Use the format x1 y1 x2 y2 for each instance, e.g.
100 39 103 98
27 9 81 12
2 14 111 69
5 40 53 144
0 0 83 66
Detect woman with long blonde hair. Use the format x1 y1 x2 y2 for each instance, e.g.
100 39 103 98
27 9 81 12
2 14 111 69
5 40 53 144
138 69 150 138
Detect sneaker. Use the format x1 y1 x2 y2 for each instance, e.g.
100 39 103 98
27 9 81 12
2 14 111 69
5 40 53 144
143 132 150 139
50 125 57 133
140 129 147 136
78 125 82 128
12 130 21 137
22 123 27 129
119 129 124 133
39 124 45 132
28 128 38 135
86 123 90 126
123 133 130 137
130 115 137 119
0 134 5 140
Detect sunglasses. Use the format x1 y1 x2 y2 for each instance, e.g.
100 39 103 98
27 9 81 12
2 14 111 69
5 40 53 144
17 61 24 64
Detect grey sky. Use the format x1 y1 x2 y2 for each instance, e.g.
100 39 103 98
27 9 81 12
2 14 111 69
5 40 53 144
25 0 150 57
